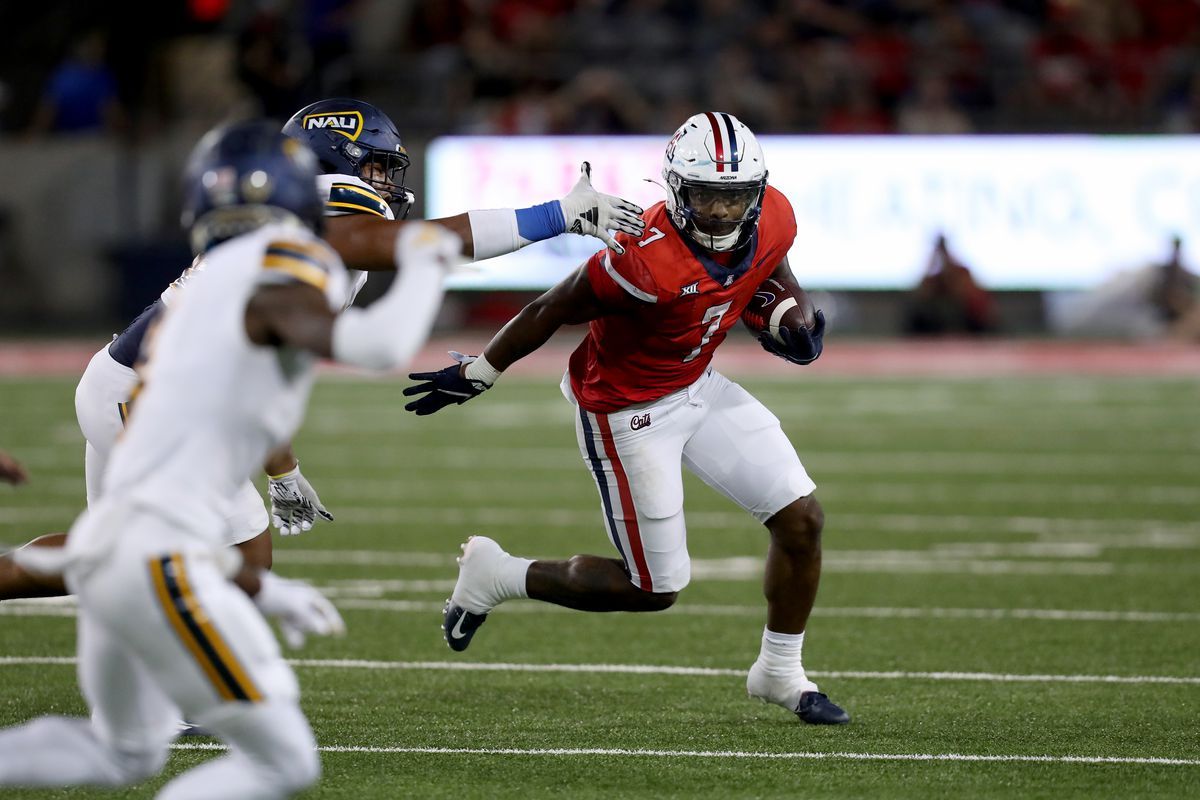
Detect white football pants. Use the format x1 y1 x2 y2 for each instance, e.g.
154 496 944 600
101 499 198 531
0 509 318 798
565 367 816 594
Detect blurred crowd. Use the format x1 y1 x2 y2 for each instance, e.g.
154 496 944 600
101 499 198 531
7 0 1200 140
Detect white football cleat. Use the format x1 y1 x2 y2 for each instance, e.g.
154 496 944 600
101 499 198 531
442 536 510 652
746 660 849 725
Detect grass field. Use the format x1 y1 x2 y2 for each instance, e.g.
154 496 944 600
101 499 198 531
1 369 1199 799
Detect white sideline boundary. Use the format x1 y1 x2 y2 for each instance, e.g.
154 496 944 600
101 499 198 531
168 741 1200 766
3 656 1198 686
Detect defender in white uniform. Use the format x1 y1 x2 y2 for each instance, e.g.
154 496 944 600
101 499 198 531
0 96 645 602
0 121 459 798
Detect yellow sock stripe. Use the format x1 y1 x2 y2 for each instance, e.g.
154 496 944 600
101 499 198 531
262 255 330 291
149 556 236 702
116 402 128 425
169 555 263 703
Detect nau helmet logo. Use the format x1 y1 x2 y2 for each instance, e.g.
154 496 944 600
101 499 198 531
302 110 364 140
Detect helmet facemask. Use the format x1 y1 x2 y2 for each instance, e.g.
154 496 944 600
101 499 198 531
340 139 413 218
668 174 766 252
189 206 313 256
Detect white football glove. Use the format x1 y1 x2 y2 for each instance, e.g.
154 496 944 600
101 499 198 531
267 463 332 536
254 571 346 649
558 161 645 255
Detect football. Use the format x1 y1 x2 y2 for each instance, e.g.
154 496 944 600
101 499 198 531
741 278 816 343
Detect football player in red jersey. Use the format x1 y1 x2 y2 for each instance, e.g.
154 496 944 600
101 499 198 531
404 112 848 725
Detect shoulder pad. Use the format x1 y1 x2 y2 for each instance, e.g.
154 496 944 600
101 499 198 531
261 237 339 291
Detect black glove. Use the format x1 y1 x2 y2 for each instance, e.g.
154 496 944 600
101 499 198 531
758 310 825 365
403 353 491 415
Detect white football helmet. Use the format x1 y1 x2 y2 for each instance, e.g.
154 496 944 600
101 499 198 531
662 112 768 252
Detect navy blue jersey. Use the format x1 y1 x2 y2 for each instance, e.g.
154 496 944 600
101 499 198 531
108 300 164 368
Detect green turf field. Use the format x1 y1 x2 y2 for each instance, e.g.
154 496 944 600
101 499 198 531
1 373 1198 799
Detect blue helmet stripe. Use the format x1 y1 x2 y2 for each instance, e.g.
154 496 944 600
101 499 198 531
720 112 739 172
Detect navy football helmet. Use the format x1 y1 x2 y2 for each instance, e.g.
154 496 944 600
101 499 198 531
181 120 324 255
282 98 413 216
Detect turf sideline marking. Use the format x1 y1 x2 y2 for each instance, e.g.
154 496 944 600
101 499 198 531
167 742 1200 766
3 656 1197 685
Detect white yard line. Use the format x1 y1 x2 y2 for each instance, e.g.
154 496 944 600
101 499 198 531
6 596 1199 624
2 655 1197 686
167 741 1200 766
19 445 1200 475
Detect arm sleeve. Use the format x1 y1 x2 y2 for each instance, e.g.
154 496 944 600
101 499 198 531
331 259 444 371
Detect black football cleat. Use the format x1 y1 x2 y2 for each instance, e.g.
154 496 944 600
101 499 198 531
175 721 215 737
443 598 488 652
795 692 851 725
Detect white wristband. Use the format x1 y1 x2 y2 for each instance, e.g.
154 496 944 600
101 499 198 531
463 353 502 386
467 209 523 261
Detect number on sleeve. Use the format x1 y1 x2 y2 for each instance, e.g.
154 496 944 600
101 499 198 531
637 226 666 248
683 301 732 363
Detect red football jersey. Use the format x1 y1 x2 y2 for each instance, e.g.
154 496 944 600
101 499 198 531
568 185 798 413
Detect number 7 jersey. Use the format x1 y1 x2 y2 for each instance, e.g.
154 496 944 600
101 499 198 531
568 185 797 413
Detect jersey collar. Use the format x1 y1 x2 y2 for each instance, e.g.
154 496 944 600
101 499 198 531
677 224 760 287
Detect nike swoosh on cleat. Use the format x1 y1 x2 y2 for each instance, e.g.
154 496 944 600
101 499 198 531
449 610 469 640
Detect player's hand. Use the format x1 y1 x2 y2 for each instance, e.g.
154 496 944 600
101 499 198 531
403 351 492 416
558 161 645 255
0 450 28 486
759 310 826 366
254 572 345 649
267 464 333 535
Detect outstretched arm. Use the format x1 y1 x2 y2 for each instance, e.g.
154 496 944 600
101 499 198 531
246 222 458 371
403 263 607 415
323 162 644 270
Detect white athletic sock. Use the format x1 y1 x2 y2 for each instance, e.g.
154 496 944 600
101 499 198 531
760 627 805 668
0 716 162 787
756 627 818 694
497 555 533 602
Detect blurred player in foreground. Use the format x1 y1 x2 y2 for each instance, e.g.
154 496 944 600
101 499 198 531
0 97 643 601
0 120 460 797
404 113 849 725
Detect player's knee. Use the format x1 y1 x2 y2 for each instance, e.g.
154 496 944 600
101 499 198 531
768 495 824 554
637 588 679 612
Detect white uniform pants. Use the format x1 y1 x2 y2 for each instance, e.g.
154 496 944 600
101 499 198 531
0 506 318 798
565 368 816 594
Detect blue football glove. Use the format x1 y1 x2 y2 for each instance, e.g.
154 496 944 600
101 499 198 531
403 352 491 416
758 310 826 365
